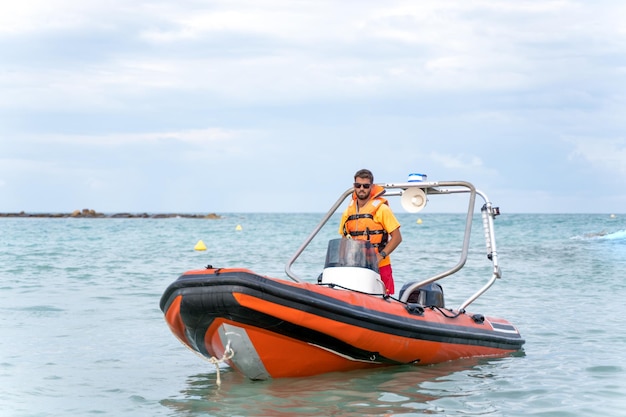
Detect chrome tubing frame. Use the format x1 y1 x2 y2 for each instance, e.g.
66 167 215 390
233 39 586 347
284 181 501 311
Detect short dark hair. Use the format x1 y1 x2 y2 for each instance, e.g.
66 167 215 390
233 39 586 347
354 169 374 183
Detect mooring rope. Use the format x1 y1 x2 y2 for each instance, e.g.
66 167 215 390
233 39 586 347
208 341 234 386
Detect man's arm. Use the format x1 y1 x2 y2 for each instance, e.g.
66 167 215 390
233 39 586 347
337 210 349 236
380 227 402 258
376 205 402 259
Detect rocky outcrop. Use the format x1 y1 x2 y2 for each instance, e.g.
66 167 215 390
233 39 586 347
70 208 104 217
0 209 222 219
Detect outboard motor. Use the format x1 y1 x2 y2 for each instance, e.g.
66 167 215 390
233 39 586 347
319 238 385 294
399 282 445 308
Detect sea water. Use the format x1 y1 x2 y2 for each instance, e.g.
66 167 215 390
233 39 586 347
1 213 625 416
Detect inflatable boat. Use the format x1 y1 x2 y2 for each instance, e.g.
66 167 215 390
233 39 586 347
159 178 525 380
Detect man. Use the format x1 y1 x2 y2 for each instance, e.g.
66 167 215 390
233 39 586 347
338 169 402 294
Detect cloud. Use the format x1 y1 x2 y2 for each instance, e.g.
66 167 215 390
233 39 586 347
567 138 626 179
7 0 624 111
35 127 241 146
2 128 260 173
426 151 501 180
1 1 625 212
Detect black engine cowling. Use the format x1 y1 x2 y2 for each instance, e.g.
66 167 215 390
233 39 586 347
399 282 445 308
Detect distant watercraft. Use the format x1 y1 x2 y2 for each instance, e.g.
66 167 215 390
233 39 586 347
598 230 626 240
583 230 609 238
582 229 626 240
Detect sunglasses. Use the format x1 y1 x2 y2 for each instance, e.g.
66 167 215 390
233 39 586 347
353 183 372 189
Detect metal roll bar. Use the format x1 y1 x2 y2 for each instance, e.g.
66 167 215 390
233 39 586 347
284 180 501 311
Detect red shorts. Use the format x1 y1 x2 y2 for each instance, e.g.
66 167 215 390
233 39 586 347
379 264 395 295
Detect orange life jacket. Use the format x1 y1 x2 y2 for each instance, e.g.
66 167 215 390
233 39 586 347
342 184 389 249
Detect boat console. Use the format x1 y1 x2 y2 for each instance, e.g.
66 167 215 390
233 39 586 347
318 238 385 294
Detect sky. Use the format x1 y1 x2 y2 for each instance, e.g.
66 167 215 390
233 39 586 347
1 0 625 213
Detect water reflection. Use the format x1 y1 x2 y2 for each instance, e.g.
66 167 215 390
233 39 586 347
161 357 514 416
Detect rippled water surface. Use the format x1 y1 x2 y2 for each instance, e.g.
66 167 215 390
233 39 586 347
1 213 625 416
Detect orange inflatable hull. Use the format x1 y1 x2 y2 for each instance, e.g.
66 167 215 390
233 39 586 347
160 268 524 380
